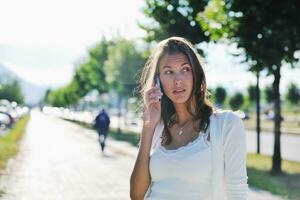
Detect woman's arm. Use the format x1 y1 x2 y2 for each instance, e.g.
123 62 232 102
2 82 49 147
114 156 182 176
223 112 248 200
130 82 162 199
130 124 156 200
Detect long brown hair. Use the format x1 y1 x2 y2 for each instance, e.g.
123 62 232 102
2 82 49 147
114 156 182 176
139 37 214 145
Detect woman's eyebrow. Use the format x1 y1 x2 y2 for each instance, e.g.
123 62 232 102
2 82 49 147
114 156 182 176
181 62 190 66
162 65 172 69
162 63 190 69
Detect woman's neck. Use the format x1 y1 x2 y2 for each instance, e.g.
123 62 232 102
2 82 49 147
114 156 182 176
173 103 194 125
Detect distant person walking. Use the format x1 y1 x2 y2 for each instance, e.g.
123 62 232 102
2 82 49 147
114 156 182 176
94 109 110 153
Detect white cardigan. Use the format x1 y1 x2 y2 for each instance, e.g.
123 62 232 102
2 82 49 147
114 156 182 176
150 111 248 200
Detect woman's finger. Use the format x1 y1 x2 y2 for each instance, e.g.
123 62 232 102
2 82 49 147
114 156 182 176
146 87 158 96
148 96 161 105
147 92 162 103
149 91 163 99
145 88 161 101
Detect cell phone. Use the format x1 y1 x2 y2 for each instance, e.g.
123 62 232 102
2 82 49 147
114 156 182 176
155 75 161 89
155 74 162 100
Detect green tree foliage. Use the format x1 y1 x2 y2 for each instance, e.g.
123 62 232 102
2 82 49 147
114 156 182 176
45 38 145 108
197 0 237 41
286 83 300 106
214 86 227 107
140 0 210 52
0 80 24 104
264 85 273 105
104 39 145 97
74 39 111 95
229 92 244 111
45 39 111 107
44 81 81 107
247 85 256 105
204 0 300 174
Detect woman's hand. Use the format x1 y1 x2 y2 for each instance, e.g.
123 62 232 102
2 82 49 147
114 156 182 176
143 84 163 129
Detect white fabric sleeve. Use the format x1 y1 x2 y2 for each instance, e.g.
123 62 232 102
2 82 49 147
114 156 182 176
223 112 248 200
150 121 164 155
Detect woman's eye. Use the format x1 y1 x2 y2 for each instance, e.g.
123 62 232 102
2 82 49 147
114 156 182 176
164 70 173 75
183 67 191 73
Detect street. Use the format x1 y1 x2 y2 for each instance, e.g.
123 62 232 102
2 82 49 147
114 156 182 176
247 130 300 162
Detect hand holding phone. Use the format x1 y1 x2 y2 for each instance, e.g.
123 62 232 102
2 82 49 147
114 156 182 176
155 75 162 100
143 75 162 127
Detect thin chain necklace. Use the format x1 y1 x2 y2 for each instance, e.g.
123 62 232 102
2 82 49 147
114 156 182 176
178 119 193 136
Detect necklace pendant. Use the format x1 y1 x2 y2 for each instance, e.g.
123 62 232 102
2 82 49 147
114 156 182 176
179 129 183 135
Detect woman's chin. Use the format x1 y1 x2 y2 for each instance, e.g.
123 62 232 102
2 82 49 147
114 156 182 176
170 97 189 104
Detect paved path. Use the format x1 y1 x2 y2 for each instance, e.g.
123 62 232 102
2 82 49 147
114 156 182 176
0 110 287 199
0 111 134 200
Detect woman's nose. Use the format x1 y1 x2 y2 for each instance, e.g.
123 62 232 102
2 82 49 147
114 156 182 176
174 74 183 86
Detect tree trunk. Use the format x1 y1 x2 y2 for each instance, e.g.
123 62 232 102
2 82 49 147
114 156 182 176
118 94 122 134
256 71 261 154
271 66 282 175
124 98 129 125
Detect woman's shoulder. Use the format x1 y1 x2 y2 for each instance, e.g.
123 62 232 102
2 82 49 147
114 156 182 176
211 109 241 121
210 110 243 132
209 110 245 143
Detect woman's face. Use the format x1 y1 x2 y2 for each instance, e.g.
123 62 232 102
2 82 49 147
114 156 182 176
158 53 194 105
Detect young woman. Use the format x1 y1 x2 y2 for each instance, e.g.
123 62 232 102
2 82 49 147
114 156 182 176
130 37 248 200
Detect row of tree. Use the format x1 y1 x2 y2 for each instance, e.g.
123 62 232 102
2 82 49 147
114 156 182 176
0 80 24 104
44 38 146 107
213 83 300 110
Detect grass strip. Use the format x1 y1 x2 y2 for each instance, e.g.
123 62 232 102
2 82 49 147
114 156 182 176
0 114 30 172
247 153 300 200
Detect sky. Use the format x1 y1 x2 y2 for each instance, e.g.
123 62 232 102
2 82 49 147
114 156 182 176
0 0 145 87
0 0 299 94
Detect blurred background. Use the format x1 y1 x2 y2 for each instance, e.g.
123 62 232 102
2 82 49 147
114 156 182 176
0 0 300 199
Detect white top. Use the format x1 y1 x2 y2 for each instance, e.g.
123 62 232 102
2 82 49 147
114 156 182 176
145 111 248 200
146 132 211 200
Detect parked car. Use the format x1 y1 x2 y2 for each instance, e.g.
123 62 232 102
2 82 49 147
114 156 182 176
0 112 11 128
264 110 284 121
0 99 18 119
0 99 30 128
0 111 14 128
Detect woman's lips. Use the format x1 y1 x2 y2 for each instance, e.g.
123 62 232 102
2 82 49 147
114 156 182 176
173 89 186 95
